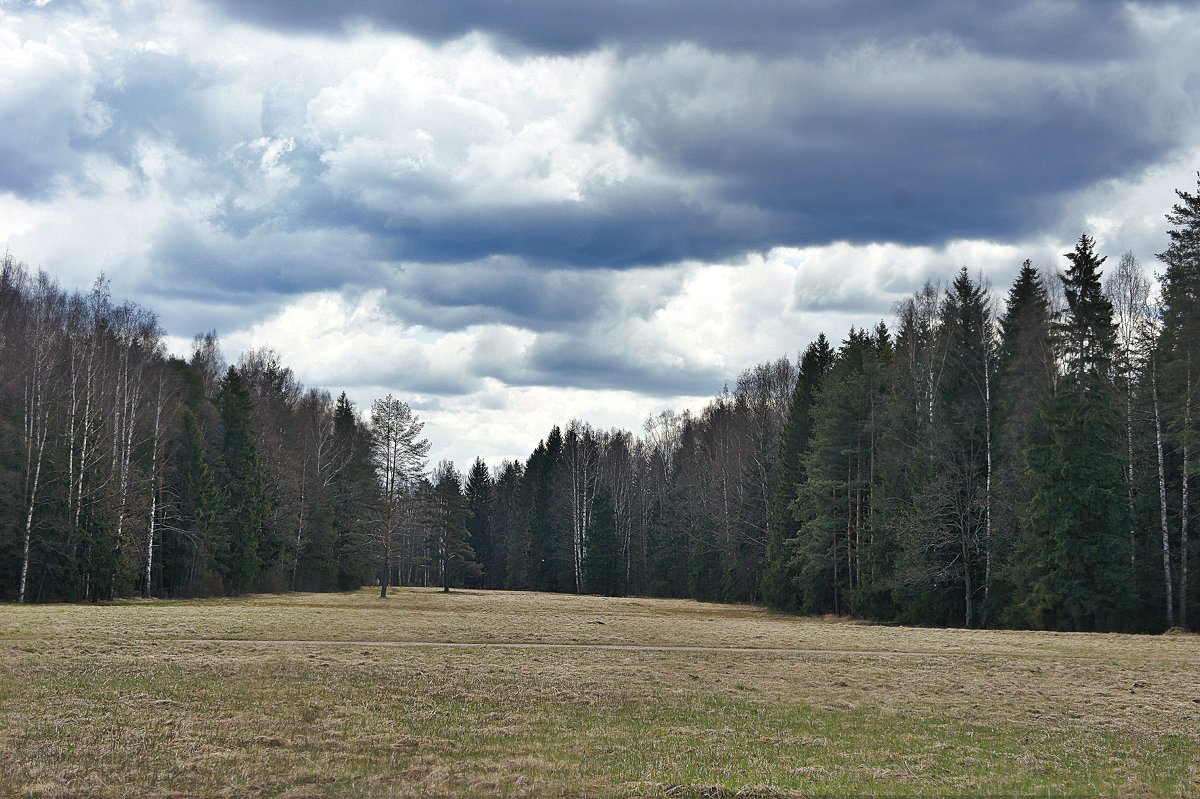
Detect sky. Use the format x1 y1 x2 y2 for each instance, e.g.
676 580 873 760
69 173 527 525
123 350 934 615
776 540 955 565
2 0 1200 469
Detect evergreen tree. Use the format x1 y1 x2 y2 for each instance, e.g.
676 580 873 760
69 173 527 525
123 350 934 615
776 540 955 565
1157 174 1200 629
992 261 1055 621
330 392 376 590
687 514 722 601
465 457 496 588
903 269 993 627
218 367 268 593
428 461 479 591
1023 236 1131 630
369 395 430 597
1060 235 1116 395
583 488 620 595
165 408 221 596
1023 392 1130 630
763 334 835 610
647 496 688 598
527 427 568 592
493 460 527 590
788 328 886 616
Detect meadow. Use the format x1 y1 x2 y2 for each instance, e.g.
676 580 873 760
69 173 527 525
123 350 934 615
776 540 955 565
1 588 1197 797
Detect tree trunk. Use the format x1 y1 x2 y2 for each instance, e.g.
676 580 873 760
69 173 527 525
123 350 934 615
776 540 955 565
1182 442 1189 629
1182 360 1192 629
963 530 973 628
18 432 45 604
381 495 393 599
984 338 993 603
143 383 167 599
144 465 157 599
19 336 52 605
1152 357 1175 628
1126 375 1136 571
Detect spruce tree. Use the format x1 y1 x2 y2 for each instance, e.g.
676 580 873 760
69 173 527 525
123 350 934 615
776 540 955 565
218 367 268 593
583 488 620 595
330 392 376 590
901 269 993 627
763 334 834 610
527 428 565 593
493 460 528 590
687 515 722 601
1023 236 1131 630
992 261 1055 620
429 461 479 591
1060 235 1116 395
789 329 884 617
1157 174 1200 629
166 409 221 596
465 457 496 588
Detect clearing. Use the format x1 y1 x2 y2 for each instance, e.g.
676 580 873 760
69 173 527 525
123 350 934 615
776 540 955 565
1 588 1197 797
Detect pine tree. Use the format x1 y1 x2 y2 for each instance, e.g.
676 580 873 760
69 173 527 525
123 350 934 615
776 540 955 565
369 395 430 597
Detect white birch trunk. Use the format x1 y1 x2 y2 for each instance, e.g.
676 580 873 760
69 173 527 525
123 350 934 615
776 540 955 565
1152 355 1175 627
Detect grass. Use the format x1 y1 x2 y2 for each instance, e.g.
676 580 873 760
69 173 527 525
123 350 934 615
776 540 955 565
1 588 1197 797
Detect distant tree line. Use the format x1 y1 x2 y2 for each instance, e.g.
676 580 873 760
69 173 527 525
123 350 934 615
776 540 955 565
0 265 476 601
457 177 1200 632
2 177 1197 633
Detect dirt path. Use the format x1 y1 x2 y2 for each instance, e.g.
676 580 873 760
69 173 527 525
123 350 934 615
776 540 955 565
175 638 1021 659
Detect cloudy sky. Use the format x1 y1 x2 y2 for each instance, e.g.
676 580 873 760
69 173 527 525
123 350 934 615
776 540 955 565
2 0 1199 468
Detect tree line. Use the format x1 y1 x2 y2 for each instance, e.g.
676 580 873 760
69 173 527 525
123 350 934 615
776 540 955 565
456 178 1199 632
0 264 476 602
2 177 1197 632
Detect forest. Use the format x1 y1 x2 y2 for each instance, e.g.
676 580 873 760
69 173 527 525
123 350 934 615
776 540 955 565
2 178 1198 634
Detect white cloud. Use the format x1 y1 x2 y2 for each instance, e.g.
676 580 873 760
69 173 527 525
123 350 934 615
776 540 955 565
306 35 641 210
0 15 106 190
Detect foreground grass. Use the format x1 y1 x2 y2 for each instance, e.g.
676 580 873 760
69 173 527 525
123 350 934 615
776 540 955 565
1 589 1197 797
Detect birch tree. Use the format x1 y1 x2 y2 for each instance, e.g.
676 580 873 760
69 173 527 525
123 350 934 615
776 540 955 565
17 272 61 603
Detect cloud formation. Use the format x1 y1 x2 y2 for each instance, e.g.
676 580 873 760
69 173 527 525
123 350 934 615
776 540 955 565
2 0 1198 465
210 0 1151 60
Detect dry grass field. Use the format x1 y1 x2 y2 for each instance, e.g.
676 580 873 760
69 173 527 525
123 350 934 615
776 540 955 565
1 588 1197 797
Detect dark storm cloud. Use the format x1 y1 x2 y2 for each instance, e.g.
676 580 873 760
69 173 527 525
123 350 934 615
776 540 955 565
603 49 1178 249
484 332 725 398
134 221 384 339
196 3 1187 266
207 0 1146 61
354 190 770 269
385 261 611 331
8 0 1190 270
